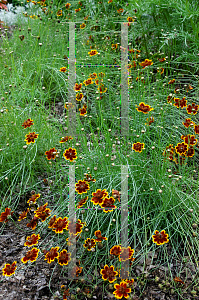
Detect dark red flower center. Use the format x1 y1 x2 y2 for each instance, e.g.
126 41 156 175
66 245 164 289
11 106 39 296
56 220 65 228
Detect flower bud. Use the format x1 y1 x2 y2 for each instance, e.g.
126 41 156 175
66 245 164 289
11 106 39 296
191 290 197 295
97 242 103 249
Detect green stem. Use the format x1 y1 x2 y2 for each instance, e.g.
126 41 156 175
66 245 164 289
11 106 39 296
138 16 149 58
11 218 28 232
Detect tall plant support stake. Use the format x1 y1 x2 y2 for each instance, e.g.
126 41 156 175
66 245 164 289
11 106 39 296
68 22 77 280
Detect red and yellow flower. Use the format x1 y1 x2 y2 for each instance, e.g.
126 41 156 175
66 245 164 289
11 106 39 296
58 249 71 266
136 102 154 113
181 134 197 146
48 215 57 228
71 264 82 277
110 245 121 257
88 50 98 57
21 248 40 263
182 118 195 128
186 84 193 92
84 174 96 182
24 234 41 247
83 78 94 86
117 8 124 13
65 3 71 9
152 230 169 245
76 93 84 101
194 124 199 134
100 265 118 283
127 16 134 22
57 9 62 16
186 146 195 158
111 44 118 50
113 281 131 299
124 278 134 287
168 79 175 84
173 97 187 109
89 73 97 79
97 84 107 94
80 23 86 29
34 202 48 214
22 118 34 128
95 79 100 85
100 196 117 213
145 116 154 126
90 189 108 205
98 72 105 78
77 196 88 208
132 142 145 153
67 218 84 236
167 95 174 103
83 238 96 251
139 59 153 68
112 189 121 202
35 210 51 222
45 148 57 160
52 217 68 233
75 180 90 194
59 136 73 143
18 208 30 221
2 261 17 277
162 144 176 161
157 67 164 74
119 246 134 262
24 132 39 144
59 67 67 72
94 230 107 242
73 83 82 91
158 57 166 62
63 148 77 162
175 142 188 156
0 207 14 223
79 104 87 116
186 103 199 115
26 216 39 230
27 193 40 205
44 247 59 263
